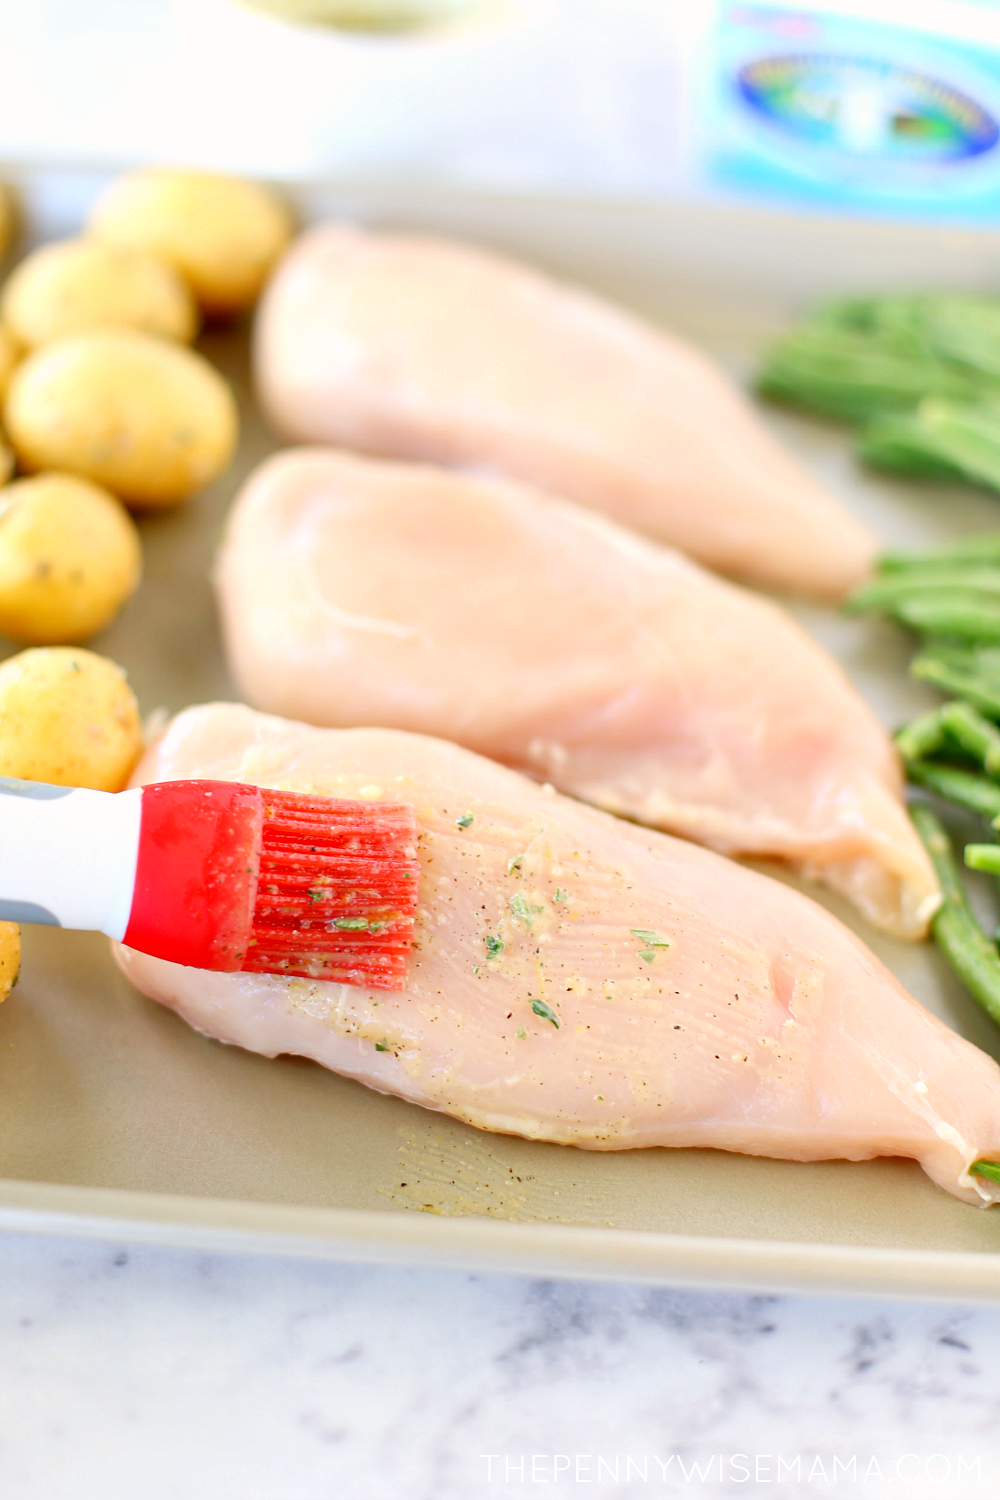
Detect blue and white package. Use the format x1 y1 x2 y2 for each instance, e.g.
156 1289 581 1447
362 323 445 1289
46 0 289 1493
706 0 1000 220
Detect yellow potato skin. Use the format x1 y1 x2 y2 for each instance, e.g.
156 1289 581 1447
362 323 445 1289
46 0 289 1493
0 920 20 1002
1 238 198 348
0 321 18 485
3 329 238 507
89 169 293 316
0 322 20 402
0 647 142 791
0 475 142 644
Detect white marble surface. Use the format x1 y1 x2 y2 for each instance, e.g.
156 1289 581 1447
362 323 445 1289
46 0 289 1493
2 1231 1000 1500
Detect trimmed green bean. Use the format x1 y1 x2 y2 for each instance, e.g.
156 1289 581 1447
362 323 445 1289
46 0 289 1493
909 804 1000 1030
914 296 1000 381
893 708 952 764
858 413 968 480
938 701 1000 775
807 292 1000 359
911 653 1000 717
905 762 1000 823
966 844 1000 874
894 592 1000 641
879 533 1000 573
757 326 969 422
918 397 1000 492
846 568 1000 614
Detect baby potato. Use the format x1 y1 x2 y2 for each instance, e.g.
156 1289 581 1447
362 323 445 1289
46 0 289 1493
1 238 198 348
0 322 20 401
0 920 19 1002
0 646 142 790
89 169 293 316
3 329 238 507
0 475 142 644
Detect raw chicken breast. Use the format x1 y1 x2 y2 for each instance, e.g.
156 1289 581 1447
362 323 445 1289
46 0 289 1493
254 225 876 598
215 448 937 940
117 703 1000 1205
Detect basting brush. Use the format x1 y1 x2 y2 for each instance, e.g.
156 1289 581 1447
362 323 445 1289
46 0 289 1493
0 776 420 989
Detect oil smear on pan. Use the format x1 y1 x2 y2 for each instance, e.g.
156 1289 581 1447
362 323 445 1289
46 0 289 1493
380 1123 616 1226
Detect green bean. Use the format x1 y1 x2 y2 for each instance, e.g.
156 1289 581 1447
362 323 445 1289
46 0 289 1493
756 326 970 422
846 569 1000 614
913 296 1000 381
909 804 1000 1029
893 708 952 763
891 591 1000 641
966 844 1000 874
915 640 1000 682
946 643 1000 681
911 652 1000 716
938 701 1000 775
858 413 968 480
918 397 1000 492
905 761 1000 823
878 533 1000 573
805 293 1000 378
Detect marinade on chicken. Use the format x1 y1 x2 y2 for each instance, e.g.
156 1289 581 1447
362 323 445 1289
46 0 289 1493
114 702 1000 1206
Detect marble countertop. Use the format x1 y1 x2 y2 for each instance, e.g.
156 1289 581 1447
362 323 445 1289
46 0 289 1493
2 1230 999 1500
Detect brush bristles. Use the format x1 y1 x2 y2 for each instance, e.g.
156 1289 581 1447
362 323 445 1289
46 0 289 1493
241 790 420 989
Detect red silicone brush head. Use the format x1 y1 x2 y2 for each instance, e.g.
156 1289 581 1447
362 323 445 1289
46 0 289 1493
123 781 420 989
242 789 420 990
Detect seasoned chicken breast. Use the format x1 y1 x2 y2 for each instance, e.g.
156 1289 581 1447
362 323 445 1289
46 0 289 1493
254 226 876 598
116 702 1000 1205
215 449 937 939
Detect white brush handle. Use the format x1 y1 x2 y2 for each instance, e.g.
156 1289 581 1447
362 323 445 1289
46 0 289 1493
0 778 142 940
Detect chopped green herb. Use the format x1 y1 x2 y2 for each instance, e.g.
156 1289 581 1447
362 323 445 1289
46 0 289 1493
510 893 544 922
630 928 670 947
507 855 523 875
515 1026 526 1039
596 1094 603 1101
530 997 560 1028
334 916 370 931
308 888 327 902
456 812 474 829
473 964 481 975
485 934 505 958
553 887 569 903
374 1039 389 1052
637 949 657 964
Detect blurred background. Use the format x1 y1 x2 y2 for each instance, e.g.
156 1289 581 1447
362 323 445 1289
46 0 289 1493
3 0 1000 222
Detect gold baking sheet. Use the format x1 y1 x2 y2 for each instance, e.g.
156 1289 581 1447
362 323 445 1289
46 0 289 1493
3 169 1000 1298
